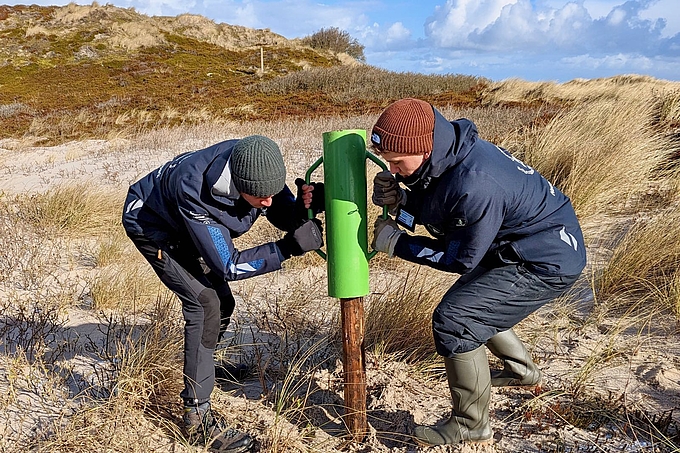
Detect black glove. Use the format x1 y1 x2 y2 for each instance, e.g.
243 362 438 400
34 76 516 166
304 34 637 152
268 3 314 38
372 170 406 214
295 178 325 219
276 219 324 259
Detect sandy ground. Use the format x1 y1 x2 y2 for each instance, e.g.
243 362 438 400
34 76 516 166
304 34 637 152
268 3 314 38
1 137 679 452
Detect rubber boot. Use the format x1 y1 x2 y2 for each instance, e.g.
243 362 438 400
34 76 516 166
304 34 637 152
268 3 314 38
485 329 542 388
414 346 493 446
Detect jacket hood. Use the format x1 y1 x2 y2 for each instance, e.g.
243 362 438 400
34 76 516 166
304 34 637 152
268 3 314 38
204 147 240 206
398 107 478 188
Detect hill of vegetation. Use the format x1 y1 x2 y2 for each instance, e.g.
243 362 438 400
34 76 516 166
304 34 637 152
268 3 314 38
0 3 485 144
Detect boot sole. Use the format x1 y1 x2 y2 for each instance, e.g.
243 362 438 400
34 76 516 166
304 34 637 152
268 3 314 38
492 380 542 390
210 438 254 453
414 437 494 447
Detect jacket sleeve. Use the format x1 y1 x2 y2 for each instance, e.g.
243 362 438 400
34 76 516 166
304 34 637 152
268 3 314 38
393 191 504 274
176 175 285 281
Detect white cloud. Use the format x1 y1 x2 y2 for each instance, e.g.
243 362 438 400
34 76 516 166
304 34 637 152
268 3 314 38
425 0 519 47
562 53 649 71
639 0 680 38
384 22 411 47
228 2 260 29
385 22 411 42
422 0 675 57
200 0 371 38
582 0 624 19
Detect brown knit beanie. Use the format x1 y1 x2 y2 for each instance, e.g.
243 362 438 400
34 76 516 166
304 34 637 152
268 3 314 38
370 98 434 154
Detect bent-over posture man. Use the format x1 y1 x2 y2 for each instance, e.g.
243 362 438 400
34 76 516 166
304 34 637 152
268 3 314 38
369 99 586 446
122 135 324 453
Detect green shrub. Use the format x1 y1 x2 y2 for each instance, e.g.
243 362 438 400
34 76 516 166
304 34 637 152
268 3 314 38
301 27 365 62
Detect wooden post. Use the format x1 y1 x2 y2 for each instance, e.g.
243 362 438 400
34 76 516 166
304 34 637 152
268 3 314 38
340 296 367 441
260 46 264 74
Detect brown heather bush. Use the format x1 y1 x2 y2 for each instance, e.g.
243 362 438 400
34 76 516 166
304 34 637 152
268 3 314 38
301 27 366 62
249 64 487 104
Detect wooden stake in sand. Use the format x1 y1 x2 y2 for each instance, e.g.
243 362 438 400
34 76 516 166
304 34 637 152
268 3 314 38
340 297 367 440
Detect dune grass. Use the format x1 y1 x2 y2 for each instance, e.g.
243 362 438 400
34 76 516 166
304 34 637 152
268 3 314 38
513 95 677 220
12 183 123 237
594 208 680 314
364 265 447 362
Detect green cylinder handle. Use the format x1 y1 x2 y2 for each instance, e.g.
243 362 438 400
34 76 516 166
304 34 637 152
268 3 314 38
365 152 389 259
305 157 326 260
304 146 389 261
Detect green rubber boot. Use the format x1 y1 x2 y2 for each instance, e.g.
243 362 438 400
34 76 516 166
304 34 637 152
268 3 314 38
486 329 542 388
414 346 493 446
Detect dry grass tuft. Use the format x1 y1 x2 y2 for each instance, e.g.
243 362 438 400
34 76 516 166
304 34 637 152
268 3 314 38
365 265 448 362
13 183 123 236
31 296 185 452
88 263 165 311
595 208 680 314
481 74 678 106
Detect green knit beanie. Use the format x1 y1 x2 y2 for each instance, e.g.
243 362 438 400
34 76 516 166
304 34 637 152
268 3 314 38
230 135 286 197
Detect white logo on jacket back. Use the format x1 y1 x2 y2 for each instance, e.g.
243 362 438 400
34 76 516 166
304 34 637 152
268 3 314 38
189 211 214 225
495 145 535 175
559 226 579 251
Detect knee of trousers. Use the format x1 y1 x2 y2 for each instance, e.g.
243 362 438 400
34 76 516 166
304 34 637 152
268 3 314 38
432 305 484 356
197 288 221 350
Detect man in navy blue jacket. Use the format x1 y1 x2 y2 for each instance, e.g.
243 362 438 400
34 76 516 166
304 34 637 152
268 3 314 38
122 135 323 453
369 99 586 446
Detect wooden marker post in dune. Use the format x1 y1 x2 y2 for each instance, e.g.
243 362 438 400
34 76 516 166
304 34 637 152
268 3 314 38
305 130 388 442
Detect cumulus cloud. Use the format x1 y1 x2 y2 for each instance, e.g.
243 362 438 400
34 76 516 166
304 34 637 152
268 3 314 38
358 20 417 52
424 0 677 57
196 0 370 38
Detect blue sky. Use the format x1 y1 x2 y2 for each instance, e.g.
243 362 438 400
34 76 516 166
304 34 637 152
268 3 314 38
5 0 680 82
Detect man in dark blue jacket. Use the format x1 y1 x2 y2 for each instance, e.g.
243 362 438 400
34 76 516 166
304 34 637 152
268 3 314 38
369 99 586 446
122 135 323 453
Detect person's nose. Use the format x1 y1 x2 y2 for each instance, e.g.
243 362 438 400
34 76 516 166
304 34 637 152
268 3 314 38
389 163 399 174
261 197 273 207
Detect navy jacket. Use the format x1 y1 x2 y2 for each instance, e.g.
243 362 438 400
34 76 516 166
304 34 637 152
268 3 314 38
122 140 299 281
393 111 586 277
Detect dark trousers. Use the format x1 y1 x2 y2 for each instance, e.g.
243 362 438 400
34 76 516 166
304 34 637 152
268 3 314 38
433 263 579 357
127 234 236 404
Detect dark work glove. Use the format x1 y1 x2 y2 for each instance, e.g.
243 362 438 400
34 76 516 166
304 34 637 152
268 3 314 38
276 218 324 259
372 170 406 215
295 178 325 221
